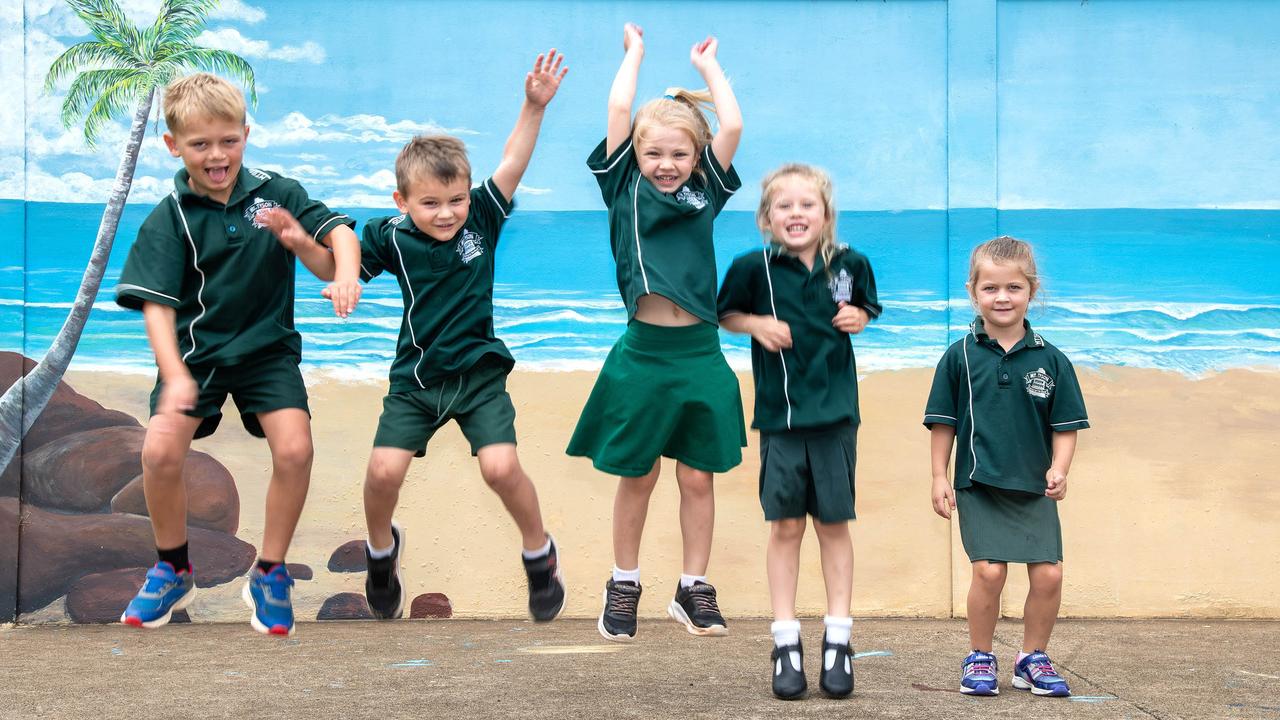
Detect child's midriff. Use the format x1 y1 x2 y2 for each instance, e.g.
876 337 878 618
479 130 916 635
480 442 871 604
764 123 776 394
635 293 702 326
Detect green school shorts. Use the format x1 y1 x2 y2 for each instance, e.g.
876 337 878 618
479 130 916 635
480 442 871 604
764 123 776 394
759 423 858 523
956 481 1063 564
150 350 309 440
373 356 517 456
567 320 746 477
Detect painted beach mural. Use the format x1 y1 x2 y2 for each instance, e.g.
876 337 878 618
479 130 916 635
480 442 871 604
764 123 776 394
2 0 1277 624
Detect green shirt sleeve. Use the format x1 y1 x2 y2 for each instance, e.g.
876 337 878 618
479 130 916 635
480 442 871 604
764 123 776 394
586 138 636 207
843 251 883 319
923 344 961 428
717 253 758 320
1048 356 1090 431
698 145 741 214
115 205 186 311
277 177 355 245
358 219 391 282
468 177 514 251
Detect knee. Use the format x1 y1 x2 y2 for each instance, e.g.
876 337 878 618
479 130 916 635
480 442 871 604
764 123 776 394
272 436 314 473
622 469 660 495
972 561 1008 587
1029 563 1063 593
677 469 714 499
479 455 522 494
141 435 186 478
365 458 405 495
771 518 806 543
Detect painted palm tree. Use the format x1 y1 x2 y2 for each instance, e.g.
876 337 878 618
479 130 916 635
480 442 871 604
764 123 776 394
0 0 255 475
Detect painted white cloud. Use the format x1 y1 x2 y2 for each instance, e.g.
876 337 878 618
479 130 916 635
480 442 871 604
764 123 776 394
249 111 477 148
196 28 324 64
517 183 551 196
210 0 266 24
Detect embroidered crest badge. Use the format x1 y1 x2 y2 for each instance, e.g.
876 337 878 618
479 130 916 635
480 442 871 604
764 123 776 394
456 229 484 264
675 186 707 209
245 197 282 228
1023 368 1055 399
829 268 853 304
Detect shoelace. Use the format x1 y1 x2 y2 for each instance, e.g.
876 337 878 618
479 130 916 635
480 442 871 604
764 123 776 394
607 586 639 615
1030 660 1059 678
965 662 994 677
687 587 720 614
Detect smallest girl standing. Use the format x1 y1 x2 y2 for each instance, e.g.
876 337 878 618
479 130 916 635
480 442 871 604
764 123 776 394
719 164 881 700
923 236 1089 698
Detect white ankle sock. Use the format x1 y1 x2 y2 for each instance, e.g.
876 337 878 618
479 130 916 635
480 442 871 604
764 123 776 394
679 573 706 589
823 616 853 671
366 539 395 560
612 566 640 583
771 620 802 669
521 536 552 560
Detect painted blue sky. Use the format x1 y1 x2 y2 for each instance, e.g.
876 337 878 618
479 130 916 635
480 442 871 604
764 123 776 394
2 0 1277 210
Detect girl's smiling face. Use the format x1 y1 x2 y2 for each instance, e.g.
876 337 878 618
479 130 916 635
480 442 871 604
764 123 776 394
762 174 828 261
636 125 697 193
969 260 1033 331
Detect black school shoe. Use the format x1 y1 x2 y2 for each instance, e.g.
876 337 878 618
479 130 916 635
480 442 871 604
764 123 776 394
522 534 566 622
819 632 855 698
667 581 728 636
598 578 642 642
364 521 405 619
771 641 808 700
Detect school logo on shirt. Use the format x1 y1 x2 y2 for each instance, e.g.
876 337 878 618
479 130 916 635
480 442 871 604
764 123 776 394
829 268 853 304
675 186 707 209
245 197 282 228
456 230 484 264
1024 368 1055 399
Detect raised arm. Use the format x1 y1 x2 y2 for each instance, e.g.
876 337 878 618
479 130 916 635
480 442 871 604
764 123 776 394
492 49 568 202
690 36 742 170
142 302 196 415
606 23 644 156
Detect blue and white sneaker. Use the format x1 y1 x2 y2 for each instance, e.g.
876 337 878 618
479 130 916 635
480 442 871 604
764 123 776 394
121 562 196 628
960 650 1000 695
242 564 295 636
1013 651 1071 696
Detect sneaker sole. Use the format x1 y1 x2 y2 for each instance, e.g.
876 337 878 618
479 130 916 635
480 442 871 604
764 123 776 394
960 684 1000 696
1011 675 1069 696
666 598 728 637
597 589 635 643
369 521 407 620
120 585 196 629
242 582 295 636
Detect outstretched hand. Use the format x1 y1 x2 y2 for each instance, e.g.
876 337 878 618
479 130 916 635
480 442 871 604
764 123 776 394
623 22 644 52
690 35 719 73
256 207 308 253
526 49 568 108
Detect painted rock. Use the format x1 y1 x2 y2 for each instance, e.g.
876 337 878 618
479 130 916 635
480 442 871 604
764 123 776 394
110 451 239 535
0 498 17 620
327 540 367 573
66 567 147 623
286 563 313 581
317 592 373 620
410 593 452 619
23 426 149 512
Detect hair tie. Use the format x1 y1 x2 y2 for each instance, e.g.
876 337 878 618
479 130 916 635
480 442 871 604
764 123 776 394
663 93 676 100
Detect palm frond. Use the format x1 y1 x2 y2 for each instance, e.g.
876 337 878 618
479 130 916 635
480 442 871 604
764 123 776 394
59 67 145 131
44 41 128 91
165 47 257 108
149 0 218 44
81 74 149 147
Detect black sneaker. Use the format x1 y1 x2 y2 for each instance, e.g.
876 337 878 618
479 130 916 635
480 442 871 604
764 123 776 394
771 641 808 700
667 581 728 636
364 521 405 619
598 578 641 642
819 633 854 698
522 534 566 622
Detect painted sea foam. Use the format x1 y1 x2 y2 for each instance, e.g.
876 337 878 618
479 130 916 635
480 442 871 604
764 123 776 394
2 202 1277 378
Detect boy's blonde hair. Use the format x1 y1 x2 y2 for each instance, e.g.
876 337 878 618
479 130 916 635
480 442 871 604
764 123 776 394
632 87 716 179
162 73 246 134
757 163 841 272
968 235 1041 298
396 135 471 193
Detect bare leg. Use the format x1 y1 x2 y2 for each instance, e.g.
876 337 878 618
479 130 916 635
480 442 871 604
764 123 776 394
141 413 203 549
477 443 546 551
813 520 854 617
766 518 806 620
967 561 1008 652
1022 562 1064 652
612 459 660 570
255 408 313 563
674 462 715 576
363 446 416 550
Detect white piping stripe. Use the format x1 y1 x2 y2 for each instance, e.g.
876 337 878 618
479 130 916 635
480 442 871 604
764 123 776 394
632 173 650 294
761 246 792 430
359 262 374 278
482 180 509 219
1050 419 1088 427
311 214 349 242
171 192 208 364
591 141 633 174
703 146 735 194
390 236 427 389
924 413 957 422
115 283 179 304
962 332 978 482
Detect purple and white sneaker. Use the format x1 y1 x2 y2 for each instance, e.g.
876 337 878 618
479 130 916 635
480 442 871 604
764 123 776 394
1013 650 1071 696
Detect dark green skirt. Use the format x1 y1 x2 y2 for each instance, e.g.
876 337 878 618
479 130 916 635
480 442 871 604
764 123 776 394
956 482 1062 564
567 320 746 477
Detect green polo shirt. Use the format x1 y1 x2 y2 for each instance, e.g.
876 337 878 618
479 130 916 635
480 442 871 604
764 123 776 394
923 318 1090 494
587 138 742 325
718 243 882 432
115 167 353 367
359 177 515 393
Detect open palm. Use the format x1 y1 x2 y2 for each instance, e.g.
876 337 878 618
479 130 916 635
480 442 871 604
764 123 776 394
525 49 567 107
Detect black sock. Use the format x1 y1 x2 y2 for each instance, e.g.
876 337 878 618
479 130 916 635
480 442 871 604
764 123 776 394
256 558 281 573
157 543 190 573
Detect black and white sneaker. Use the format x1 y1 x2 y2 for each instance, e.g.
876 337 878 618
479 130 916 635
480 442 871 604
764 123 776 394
522 534 566 622
598 578 641 642
819 633 854 698
771 641 808 700
364 521 405 619
667 581 728 636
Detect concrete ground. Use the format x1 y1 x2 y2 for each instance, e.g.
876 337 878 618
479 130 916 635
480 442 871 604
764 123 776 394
1 618 1276 719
